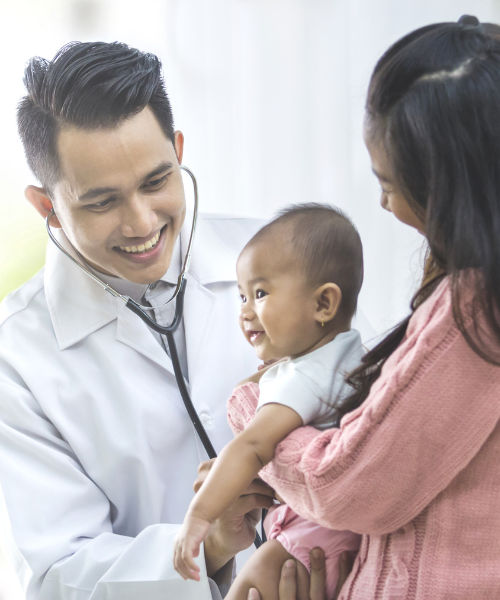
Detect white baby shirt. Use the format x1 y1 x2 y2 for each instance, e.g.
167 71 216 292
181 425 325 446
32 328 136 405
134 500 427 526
257 329 364 430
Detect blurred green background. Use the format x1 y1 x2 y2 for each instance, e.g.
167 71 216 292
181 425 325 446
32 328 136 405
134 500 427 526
0 189 46 302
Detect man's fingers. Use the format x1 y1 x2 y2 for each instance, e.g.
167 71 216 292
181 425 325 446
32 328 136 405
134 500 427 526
193 459 216 493
248 589 261 600
243 478 275 499
333 551 355 599
197 459 216 474
236 493 274 515
278 559 297 599
309 548 327 600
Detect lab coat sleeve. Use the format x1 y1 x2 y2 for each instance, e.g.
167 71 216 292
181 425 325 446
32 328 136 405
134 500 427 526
0 379 214 600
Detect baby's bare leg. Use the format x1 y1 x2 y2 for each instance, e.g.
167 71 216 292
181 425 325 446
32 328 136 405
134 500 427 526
226 540 310 600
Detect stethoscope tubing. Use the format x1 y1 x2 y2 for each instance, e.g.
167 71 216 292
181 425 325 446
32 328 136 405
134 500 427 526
45 164 264 547
126 278 217 458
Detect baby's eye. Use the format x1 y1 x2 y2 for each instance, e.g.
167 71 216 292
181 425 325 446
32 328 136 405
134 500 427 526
256 289 268 299
240 294 247 304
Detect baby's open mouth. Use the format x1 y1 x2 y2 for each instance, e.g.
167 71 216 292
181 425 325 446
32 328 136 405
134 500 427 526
248 331 264 343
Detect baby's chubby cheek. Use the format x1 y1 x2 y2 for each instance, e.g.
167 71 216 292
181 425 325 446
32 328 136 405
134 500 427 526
238 315 249 342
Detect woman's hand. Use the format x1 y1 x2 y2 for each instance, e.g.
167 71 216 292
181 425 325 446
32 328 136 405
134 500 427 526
194 459 275 577
246 548 354 600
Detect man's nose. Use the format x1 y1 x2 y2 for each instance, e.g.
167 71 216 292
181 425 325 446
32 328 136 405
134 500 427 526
120 195 158 238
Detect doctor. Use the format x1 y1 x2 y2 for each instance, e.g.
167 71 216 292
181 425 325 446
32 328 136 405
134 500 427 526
0 41 276 600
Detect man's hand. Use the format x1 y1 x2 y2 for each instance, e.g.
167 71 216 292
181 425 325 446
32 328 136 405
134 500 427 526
246 548 355 600
194 459 275 577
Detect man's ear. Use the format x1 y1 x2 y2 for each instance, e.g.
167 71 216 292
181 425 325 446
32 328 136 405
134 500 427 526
314 283 342 325
24 185 62 228
174 130 184 164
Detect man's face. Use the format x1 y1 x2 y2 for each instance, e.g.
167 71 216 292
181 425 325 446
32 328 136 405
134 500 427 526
51 107 186 284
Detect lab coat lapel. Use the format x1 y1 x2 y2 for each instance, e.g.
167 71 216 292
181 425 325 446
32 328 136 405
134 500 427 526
114 301 175 377
183 274 217 380
182 215 239 385
45 230 117 350
45 229 175 376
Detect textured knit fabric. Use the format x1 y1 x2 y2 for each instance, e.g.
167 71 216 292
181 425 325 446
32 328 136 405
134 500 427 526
258 330 363 430
227 278 500 599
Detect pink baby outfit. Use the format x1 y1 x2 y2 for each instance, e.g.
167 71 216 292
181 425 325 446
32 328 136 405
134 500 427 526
253 331 363 596
228 277 500 599
264 504 360 599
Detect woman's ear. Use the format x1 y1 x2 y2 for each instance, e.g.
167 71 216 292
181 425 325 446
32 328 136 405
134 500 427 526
25 185 62 228
314 283 342 325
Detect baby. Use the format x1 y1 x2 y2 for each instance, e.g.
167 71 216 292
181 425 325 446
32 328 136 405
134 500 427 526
174 203 363 599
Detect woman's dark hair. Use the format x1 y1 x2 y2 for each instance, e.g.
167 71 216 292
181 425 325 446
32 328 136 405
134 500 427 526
338 16 500 417
17 42 175 195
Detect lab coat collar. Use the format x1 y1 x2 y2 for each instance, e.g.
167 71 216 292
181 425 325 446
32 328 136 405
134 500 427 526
44 213 239 351
181 212 238 285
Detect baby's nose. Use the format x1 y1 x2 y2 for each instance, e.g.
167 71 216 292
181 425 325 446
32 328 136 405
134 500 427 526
240 304 255 320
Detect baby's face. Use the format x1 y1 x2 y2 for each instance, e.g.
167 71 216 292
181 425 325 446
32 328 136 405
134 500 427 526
236 241 321 362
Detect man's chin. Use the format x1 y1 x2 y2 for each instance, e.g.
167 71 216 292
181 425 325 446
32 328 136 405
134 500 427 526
119 265 168 285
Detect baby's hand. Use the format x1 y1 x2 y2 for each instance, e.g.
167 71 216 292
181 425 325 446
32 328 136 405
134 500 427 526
173 515 211 581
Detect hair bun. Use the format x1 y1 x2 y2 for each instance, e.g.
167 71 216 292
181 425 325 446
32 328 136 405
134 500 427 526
458 15 480 27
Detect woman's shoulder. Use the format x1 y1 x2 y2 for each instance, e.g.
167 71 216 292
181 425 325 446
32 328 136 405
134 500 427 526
379 272 496 392
406 276 452 338
408 270 488 340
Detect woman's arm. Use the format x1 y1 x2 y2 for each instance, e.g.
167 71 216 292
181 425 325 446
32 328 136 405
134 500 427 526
173 403 302 580
228 285 500 535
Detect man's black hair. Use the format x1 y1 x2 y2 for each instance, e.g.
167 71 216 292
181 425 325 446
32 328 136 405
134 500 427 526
17 41 175 195
246 203 364 321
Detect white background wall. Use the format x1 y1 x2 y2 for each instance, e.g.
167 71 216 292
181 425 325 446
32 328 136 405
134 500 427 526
3 0 500 335
1 1 500 595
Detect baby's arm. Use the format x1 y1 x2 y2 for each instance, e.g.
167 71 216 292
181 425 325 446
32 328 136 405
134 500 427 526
173 403 303 581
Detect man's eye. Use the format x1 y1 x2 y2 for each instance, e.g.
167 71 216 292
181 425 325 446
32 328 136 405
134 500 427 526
256 289 267 299
145 174 169 189
91 197 116 209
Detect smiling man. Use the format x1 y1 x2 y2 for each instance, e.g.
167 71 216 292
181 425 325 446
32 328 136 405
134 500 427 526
0 42 274 600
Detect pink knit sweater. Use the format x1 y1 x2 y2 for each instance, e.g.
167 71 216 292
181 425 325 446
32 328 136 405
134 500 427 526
228 278 500 599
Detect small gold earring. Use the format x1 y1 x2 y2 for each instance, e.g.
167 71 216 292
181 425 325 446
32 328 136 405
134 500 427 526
321 317 324 327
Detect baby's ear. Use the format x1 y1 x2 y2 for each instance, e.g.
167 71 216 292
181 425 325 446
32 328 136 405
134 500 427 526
315 283 342 324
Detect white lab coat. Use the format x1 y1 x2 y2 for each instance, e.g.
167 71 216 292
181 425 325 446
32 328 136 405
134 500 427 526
0 212 375 600
0 214 265 600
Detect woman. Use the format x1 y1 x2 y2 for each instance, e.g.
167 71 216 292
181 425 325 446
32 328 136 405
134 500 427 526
232 15 500 599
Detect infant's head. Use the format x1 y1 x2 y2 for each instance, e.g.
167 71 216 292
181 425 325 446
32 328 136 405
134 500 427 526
237 203 363 361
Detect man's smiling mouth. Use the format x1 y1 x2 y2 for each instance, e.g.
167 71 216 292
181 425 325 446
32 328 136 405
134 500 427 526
118 229 162 254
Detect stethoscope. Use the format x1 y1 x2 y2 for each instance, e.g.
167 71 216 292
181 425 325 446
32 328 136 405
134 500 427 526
46 165 264 548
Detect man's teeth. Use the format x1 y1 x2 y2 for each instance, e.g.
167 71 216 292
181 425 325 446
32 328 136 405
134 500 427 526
119 231 161 253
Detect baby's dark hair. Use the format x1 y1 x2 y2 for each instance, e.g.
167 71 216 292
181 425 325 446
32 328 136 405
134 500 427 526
248 203 364 320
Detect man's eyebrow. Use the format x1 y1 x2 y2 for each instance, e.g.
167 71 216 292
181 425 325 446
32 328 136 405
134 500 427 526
78 162 174 201
372 167 391 183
